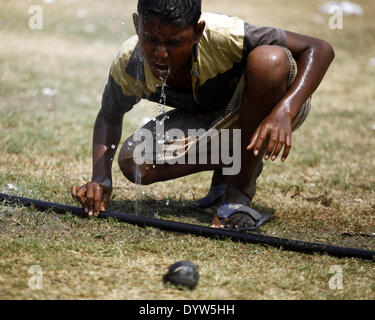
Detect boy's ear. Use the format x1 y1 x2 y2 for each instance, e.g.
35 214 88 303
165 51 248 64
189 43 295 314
193 20 205 44
133 13 140 35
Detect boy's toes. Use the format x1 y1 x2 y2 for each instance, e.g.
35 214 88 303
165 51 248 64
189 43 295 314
224 213 256 229
209 215 224 228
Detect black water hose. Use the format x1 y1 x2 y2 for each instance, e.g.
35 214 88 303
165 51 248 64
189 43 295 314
0 193 374 261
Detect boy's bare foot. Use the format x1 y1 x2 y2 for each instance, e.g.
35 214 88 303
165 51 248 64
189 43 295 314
197 163 263 215
209 186 266 230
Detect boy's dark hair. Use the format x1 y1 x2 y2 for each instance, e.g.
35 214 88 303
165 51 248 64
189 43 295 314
137 0 202 28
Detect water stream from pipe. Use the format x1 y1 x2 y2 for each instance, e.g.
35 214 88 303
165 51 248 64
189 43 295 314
134 68 171 216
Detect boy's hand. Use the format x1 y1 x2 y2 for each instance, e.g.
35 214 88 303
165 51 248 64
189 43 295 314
247 108 292 162
71 182 111 217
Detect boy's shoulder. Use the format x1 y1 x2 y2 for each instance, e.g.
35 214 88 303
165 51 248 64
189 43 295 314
109 34 150 98
200 12 245 36
112 35 139 69
199 12 246 60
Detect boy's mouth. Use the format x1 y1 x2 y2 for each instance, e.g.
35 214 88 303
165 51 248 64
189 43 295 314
150 62 170 79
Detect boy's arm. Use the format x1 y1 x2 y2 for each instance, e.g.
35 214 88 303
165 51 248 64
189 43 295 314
91 109 123 191
247 31 335 161
72 73 138 216
71 110 124 217
90 110 123 214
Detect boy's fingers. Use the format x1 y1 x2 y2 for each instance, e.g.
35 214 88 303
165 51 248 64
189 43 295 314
281 134 292 161
254 126 269 156
271 134 285 161
71 185 79 201
93 184 103 216
100 201 107 212
71 186 82 208
102 192 110 209
247 126 261 151
86 183 95 216
265 130 279 160
99 192 111 212
75 185 87 206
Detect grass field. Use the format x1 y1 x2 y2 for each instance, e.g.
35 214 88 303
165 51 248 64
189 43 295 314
0 0 374 299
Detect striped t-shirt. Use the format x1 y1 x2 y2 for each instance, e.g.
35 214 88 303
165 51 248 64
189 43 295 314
101 12 286 122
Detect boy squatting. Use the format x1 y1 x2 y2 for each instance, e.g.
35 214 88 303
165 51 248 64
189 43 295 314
71 0 334 230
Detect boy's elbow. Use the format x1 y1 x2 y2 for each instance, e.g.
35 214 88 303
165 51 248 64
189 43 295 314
318 40 335 62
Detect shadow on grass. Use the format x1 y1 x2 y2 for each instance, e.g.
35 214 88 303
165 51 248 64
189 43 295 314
108 198 276 226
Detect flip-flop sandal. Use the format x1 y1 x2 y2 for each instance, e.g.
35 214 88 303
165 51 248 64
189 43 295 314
194 163 264 209
215 203 270 232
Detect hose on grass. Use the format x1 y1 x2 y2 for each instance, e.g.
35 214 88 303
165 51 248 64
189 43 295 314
0 193 374 261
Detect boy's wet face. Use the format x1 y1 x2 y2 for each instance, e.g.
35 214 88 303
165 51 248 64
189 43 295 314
134 14 203 80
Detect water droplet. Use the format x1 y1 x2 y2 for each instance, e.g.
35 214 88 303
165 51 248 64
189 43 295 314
155 75 170 126
166 200 169 205
111 144 116 149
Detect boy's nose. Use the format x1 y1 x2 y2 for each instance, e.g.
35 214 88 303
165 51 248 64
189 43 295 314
154 45 168 60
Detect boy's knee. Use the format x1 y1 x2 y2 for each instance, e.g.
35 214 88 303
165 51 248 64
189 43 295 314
245 45 290 88
118 157 155 185
118 142 155 185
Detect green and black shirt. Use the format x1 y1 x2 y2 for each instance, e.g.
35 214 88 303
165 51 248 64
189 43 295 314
101 12 286 122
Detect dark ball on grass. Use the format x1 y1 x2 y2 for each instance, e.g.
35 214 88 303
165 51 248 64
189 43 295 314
163 261 199 290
